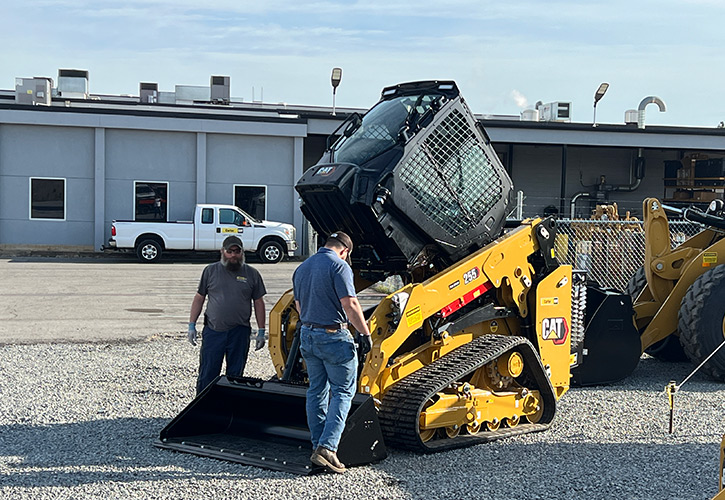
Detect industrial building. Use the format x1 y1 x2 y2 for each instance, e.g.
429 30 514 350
2 70 725 255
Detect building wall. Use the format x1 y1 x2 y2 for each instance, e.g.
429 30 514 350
105 129 198 223
0 124 95 245
0 109 305 251
206 134 295 221
502 143 683 219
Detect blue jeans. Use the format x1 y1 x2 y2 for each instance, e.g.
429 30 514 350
196 324 251 395
299 325 358 452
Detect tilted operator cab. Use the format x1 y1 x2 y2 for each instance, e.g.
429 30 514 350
296 81 514 283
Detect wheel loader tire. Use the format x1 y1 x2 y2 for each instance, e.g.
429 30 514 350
678 264 725 381
627 266 687 362
625 266 647 300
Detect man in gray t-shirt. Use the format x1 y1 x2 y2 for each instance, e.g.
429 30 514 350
188 235 267 395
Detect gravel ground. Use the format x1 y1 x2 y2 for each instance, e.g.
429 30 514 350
1 334 724 500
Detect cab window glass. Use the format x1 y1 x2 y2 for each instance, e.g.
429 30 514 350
201 208 214 224
219 209 244 226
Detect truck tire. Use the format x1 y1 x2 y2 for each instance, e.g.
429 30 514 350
136 239 163 263
678 264 725 381
258 240 284 264
626 266 687 362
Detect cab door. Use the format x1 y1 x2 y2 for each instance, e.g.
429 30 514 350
214 207 246 249
194 207 218 250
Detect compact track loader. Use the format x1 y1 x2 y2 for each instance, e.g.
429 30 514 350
156 81 638 472
626 197 725 380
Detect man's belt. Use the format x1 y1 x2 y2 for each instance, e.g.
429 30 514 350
303 323 344 331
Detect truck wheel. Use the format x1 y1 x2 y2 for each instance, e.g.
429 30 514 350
678 264 725 381
258 240 284 264
136 239 162 263
626 266 687 362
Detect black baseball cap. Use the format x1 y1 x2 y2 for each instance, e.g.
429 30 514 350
222 235 243 251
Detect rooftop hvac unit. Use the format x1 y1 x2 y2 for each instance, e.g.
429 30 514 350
139 82 158 104
15 77 52 106
175 85 210 104
158 91 176 104
210 75 230 104
537 101 571 122
57 69 89 99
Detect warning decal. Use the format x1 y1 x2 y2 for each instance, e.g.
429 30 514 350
703 252 717 267
542 317 569 345
405 305 423 327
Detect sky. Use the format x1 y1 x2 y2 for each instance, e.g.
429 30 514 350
2 0 725 127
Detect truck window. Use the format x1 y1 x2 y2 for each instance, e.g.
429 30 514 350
201 208 214 224
219 208 244 226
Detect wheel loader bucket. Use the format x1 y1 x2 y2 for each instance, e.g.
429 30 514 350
570 285 642 386
155 376 387 475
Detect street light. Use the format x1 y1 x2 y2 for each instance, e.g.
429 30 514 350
592 82 609 127
331 67 342 116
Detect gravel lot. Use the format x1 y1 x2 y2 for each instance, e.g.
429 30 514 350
1 257 724 499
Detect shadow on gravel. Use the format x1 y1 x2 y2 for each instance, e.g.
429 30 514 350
0 417 288 487
375 440 719 500
574 355 725 394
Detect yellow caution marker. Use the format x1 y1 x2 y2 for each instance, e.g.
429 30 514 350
665 380 677 434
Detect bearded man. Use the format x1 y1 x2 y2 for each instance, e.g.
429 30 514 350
187 235 267 395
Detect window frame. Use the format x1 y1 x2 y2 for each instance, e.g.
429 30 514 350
29 177 66 221
233 184 267 221
133 180 169 222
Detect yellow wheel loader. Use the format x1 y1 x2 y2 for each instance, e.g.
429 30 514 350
627 197 725 380
156 81 639 473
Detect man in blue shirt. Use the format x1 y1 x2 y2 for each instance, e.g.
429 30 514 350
292 231 372 473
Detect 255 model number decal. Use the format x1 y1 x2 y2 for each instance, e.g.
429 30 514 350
463 267 480 285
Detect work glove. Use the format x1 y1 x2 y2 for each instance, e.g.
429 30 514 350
358 334 372 356
255 328 266 351
187 322 198 346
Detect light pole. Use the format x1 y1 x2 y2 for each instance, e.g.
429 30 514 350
592 82 609 127
331 67 342 116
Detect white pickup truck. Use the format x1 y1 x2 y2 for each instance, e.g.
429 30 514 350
103 204 297 264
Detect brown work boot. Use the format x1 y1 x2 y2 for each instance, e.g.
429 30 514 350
310 446 346 473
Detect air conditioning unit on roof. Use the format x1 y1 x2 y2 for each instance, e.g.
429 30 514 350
15 77 52 105
211 75 230 104
57 69 89 99
537 101 571 122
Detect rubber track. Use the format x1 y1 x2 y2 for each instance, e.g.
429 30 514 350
378 334 557 453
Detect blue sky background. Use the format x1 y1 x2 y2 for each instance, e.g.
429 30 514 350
2 0 724 127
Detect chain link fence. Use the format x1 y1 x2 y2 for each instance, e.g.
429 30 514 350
554 219 703 292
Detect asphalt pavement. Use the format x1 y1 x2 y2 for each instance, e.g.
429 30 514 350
0 254 385 345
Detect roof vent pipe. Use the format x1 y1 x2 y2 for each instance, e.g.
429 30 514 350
637 96 666 129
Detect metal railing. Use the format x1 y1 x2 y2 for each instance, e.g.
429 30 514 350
554 219 703 292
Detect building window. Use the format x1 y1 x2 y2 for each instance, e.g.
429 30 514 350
234 185 266 221
30 177 65 220
135 181 168 222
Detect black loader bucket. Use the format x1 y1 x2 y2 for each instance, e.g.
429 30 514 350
570 285 642 386
155 376 387 475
